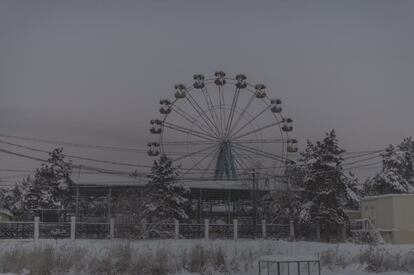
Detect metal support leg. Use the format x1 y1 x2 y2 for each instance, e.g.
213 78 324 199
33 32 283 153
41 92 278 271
258 261 261 275
318 260 321 275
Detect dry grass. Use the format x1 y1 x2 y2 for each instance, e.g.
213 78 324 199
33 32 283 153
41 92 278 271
1 241 414 274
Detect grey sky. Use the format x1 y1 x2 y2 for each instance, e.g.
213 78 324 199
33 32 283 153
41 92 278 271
1 0 414 182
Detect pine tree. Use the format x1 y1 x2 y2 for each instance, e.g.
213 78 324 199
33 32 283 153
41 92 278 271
145 155 189 221
1 177 30 215
364 144 413 195
341 172 362 210
298 130 349 226
265 161 303 223
24 148 74 210
397 138 414 184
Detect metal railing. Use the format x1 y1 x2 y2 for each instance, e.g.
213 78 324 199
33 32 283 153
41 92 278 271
0 217 292 241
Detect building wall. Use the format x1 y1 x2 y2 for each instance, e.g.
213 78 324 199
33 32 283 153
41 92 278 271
361 194 414 244
0 213 11 222
361 196 395 230
392 196 414 230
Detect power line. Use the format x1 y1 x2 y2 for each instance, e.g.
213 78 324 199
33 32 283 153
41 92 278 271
0 139 151 169
0 147 136 178
0 133 147 154
343 155 382 167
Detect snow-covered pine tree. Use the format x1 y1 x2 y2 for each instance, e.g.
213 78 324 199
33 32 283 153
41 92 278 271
298 130 349 227
341 172 362 210
364 144 413 195
265 161 303 223
1 176 31 215
145 155 189 221
397 137 414 185
24 148 74 210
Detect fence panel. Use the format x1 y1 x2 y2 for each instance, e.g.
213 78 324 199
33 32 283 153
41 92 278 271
115 223 144 239
39 222 71 239
266 224 289 239
238 224 262 239
146 223 175 239
0 222 34 239
76 222 110 239
179 224 204 239
295 223 317 240
209 224 233 239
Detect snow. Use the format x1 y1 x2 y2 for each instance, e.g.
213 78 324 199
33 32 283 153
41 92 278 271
0 239 413 274
363 193 414 200
0 208 13 217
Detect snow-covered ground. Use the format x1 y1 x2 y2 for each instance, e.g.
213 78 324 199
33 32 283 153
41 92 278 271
0 239 413 274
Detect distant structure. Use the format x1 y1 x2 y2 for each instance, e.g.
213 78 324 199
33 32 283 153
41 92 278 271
0 208 13 222
361 194 414 244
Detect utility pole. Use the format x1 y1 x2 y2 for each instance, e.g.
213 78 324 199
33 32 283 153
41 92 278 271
252 168 257 238
75 166 82 220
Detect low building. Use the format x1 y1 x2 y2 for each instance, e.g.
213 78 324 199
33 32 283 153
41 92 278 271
361 194 414 244
0 208 13 222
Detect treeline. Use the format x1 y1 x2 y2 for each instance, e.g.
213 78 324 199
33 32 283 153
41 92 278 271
1 132 413 229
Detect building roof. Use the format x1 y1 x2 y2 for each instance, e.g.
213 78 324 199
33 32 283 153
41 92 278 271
74 173 288 191
0 208 13 217
362 193 414 201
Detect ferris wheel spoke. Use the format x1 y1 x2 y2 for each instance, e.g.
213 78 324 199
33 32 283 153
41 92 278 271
181 146 220 176
232 120 283 140
232 143 286 163
231 147 251 170
163 140 216 146
230 105 272 138
220 86 226 135
217 86 224 134
173 143 218 162
235 138 286 144
228 93 255 136
171 105 214 137
233 146 258 165
203 146 221 175
224 88 240 137
185 92 221 136
202 87 220 130
163 122 218 142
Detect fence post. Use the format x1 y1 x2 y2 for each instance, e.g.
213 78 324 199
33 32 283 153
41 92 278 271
109 218 115 240
289 220 295 240
34 216 39 244
262 220 266 239
341 224 347 241
233 219 238 240
204 219 209 240
142 220 147 240
174 219 179 240
316 223 321 241
70 216 76 240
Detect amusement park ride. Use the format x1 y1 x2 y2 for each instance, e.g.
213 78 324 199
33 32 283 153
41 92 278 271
73 72 299 224
148 71 298 183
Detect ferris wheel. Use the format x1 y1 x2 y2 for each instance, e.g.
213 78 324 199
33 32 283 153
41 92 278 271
148 72 298 181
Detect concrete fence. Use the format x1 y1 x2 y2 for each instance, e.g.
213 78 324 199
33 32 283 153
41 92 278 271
0 217 296 241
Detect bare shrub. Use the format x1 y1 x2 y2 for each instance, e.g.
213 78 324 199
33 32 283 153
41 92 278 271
188 244 207 273
320 246 351 269
0 245 86 275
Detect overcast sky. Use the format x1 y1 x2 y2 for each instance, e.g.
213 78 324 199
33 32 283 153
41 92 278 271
1 0 414 182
